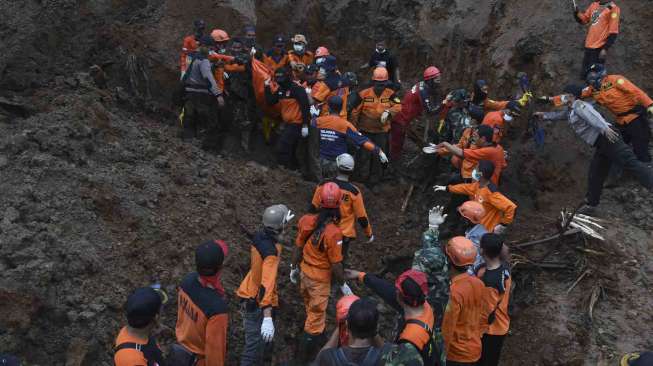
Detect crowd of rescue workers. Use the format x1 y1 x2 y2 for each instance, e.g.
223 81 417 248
39 2 653 366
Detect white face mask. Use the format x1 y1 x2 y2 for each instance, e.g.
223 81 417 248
293 44 305 53
376 47 386 54
503 113 513 122
472 169 482 181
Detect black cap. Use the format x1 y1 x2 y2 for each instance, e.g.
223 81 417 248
126 287 162 328
195 240 225 276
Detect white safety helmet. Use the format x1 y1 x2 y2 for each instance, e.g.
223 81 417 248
336 153 355 172
262 204 294 231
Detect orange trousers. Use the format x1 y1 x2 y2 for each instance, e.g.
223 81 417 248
300 272 331 335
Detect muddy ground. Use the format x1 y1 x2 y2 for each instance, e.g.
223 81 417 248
1 0 653 365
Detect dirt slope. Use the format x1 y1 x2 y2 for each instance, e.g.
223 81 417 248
1 1 652 365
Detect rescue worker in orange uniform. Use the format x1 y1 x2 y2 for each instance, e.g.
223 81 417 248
264 35 289 72
237 204 295 366
180 19 205 77
436 160 517 235
389 66 442 161
311 56 349 118
442 236 485 366
208 29 237 93
175 240 229 366
314 46 330 66
288 34 314 68
114 287 168 366
574 1 620 79
351 67 401 191
314 96 387 180
344 268 441 365
310 153 374 262
290 182 353 362
582 63 653 163
437 125 507 186
481 101 521 143
264 67 311 172
475 234 512 366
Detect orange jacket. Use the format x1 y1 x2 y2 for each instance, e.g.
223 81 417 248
577 2 620 49
263 51 289 72
477 264 512 336
442 273 485 363
207 53 237 91
462 145 507 185
582 75 653 125
482 98 509 112
399 302 435 352
236 230 282 308
351 87 402 133
176 273 228 366
114 327 158 366
448 181 517 232
181 35 200 73
482 111 506 143
312 81 350 118
439 128 475 173
296 214 344 283
311 178 372 239
288 51 314 66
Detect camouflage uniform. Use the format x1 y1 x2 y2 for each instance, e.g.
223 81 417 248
226 62 257 151
443 107 472 144
412 227 449 366
380 342 424 366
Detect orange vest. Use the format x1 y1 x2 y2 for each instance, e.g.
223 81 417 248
352 87 401 133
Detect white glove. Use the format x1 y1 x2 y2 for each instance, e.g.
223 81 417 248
284 209 295 223
264 78 271 87
367 235 375 243
429 206 448 228
250 47 257 57
647 105 653 118
433 185 447 192
261 317 275 343
301 126 309 138
340 282 354 296
290 265 299 284
493 224 507 235
310 105 321 117
305 87 312 95
380 110 390 124
378 150 389 164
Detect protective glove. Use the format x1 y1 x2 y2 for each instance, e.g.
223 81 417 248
517 91 533 107
536 96 551 103
289 265 299 284
647 105 653 118
380 110 391 125
429 206 448 228
250 47 257 57
367 235 375 244
310 105 320 117
264 78 271 87
301 126 309 138
433 185 447 192
340 282 354 296
378 150 389 164
261 317 275 343
493 224 507 235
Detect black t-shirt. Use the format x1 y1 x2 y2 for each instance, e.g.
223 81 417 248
314 345 386 366
368 51 398 80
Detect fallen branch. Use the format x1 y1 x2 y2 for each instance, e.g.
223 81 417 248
574 247 606 256
401 184 415 213
566 269 591 294
588 284 601 321
513 228 580 248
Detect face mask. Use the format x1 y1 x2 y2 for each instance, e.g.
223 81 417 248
293 44 305 53
472 169 482 181
376 47 386 54
503 113 513 122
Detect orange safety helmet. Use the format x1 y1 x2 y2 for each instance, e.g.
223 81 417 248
445 236 477 267
320 182 343 209
372 67 389 81
315 46 330 57
211 29 230 42
423 66 441 81
458 200 485 224
336 295 360 323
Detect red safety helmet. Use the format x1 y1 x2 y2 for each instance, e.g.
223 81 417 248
423 66 441 81
211 29 230 42
445 236 477 267
320 182 342 208
315 46 330 57
336 295 360 323
458 200 485 224
372 67 389 81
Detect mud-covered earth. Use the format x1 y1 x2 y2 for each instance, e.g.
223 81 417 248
1 1 653 365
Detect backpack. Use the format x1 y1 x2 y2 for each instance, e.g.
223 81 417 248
115 336 166 366
400 319 442 366
325 344 391 366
